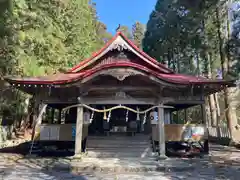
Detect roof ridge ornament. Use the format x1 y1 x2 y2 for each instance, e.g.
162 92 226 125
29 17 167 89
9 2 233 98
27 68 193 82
110 36 128 51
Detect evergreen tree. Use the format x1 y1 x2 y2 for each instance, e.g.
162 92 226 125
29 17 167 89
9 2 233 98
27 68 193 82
0 0 110 137
143 0 240 142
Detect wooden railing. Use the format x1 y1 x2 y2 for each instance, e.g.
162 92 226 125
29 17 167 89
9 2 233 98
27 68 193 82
208 126 231 138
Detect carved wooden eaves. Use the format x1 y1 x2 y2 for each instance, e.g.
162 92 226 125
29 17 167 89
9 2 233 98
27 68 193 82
80 68 144 83
108 36 129 51
100 68 142 81
79 68 187 88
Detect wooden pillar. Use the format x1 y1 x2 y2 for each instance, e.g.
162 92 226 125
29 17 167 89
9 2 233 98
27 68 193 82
58 108 62 124
158 105 166 158
201 104 207 126
75 105 83 155
201 103 209 153
50 108 55 124
31 101 39 140
176 110 179 124
184 109 188 123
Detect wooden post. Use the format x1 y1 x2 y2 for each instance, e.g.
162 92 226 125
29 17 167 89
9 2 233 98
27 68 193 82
176 110 179 124
50 108 55 124
201 103 209 153
158 105 167 159
201 104 207 126
75 105 83 155
58 108 62 124
184 109 188 123
31 101 38 141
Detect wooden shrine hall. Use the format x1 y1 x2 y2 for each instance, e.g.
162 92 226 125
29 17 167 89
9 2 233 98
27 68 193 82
4 32 236 158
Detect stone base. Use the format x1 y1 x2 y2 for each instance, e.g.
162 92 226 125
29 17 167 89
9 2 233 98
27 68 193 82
68 153 88 162
157 155 168 160
157 158 195 172
70 157 199 173
71 157 158 173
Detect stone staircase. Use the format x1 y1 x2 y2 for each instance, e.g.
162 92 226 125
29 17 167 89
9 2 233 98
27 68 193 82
86 134 153 159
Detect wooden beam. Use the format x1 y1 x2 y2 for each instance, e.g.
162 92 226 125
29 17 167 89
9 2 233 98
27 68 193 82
81 97 157 105
80 85 158 92
39 96 205 106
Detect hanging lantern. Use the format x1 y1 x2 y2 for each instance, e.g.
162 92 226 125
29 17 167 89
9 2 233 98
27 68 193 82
143 112 147 125
103 106 107 120
136 107 140 121
125 109 129 122
150 110 158 124
107 110 111 122
83 111 90 124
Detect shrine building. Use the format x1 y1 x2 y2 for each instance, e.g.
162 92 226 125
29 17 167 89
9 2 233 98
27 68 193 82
4 32 236 158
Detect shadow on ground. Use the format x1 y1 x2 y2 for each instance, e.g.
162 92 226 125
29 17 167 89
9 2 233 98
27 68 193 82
0 143 240 179
0 141 74 157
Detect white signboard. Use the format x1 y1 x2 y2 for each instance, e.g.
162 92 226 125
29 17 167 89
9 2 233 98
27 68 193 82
49 126 60 140
40 125 60 140
40 125 50 140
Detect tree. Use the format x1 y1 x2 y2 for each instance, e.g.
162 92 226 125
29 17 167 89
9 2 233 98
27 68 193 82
96 21 113 43
0 0 109 139
143 0 240 142
132 22 145 49
91 2 113 45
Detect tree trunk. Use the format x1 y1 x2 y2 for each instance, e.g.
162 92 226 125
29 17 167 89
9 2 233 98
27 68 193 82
207 52 218 127
215 5 238 141
209 95 217 127
196 52 200 76
167 49 171 68
214 93 221 125
227 87 240 142
205 97 211 127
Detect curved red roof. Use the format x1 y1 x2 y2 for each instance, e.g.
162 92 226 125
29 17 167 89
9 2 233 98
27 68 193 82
69 32 174 74
4 32 236 87
5 62 235 86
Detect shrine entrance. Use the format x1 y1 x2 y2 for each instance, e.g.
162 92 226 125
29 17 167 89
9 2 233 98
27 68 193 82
88 105 152 136
60 103 169 159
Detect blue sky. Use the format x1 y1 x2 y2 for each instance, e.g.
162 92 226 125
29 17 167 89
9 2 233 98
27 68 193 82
93 0 157 34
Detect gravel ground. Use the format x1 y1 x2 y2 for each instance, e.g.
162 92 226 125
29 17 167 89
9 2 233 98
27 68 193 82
0 144 240 180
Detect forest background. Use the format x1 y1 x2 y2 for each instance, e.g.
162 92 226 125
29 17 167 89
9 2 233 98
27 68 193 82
0 0 239 143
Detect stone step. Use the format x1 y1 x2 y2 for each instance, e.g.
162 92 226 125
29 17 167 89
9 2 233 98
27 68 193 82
87 147 149 151
87 142 149 147
86 151 153 158
79 157 158 164
86 135 151 158
87 145 149 149
88 136 150 140
69 157 194 173
68 157 159 173
88 137 149 141
87 144 151 150
87 141 151 147
88 139 149 143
